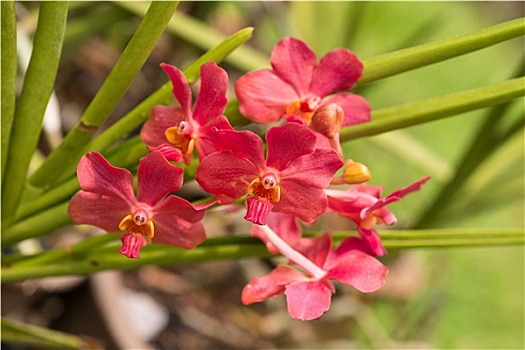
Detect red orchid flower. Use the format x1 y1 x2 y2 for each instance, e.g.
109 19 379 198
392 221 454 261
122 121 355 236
242 232 388 321
195 122 344 225
325 177 431 256
68 151 207 259
235 37 370 127
251 212 302 254
141 61 233 165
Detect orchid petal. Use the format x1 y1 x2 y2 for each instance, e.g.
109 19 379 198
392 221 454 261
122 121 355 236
285 280 333 320
160 63 192 119
280 148 343 189
274 182 327 224
77 152 135 207
327 236 375 268
357 227 387 257
265 123 317 171
323 93 371 126
137 151 183 205
294 233 332 268
68 192 130 233
235 69 299 124
387 176 431 200
242 266 307 305
360 196 400 220
195 115 234 161
147 144 184 163
152 196 207 249
140 106 185 147
207 128 265 169
251 212 302 254
196 151 259 203
271 37 316 97
310 48 363 97
326 251 388 293
193 62 228 125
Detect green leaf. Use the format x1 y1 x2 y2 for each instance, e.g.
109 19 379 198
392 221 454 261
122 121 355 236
1 2 68 227
2 229 522 282
1 1 17 182
340 77 525 141
115 1 269 71
28 1 180 189
1 318 91 349
358 17 525 87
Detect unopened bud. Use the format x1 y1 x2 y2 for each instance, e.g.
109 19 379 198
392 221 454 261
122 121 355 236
310 103 344 139
343 160 371 184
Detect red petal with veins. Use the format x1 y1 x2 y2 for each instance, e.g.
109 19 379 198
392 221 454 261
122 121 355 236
141 106 185 148
193 62 228 125
280 148 344 189
235 69 298 124
68 192 130 233
273 181 327 224
310 48 363 97
204 128 265 169
195 115 234 161
152 196 207 249
285 280 333 320
323 93 371 126
271 37 316 97
137 151 183 206
160 63 192 119
326 251 388 293
265 123 317 171
242 266 308 304
196 151 260 204
76 152 136 207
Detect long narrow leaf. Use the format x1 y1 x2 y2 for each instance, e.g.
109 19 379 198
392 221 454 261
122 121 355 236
1 2 68 226
1 1 17 182
115 1 269 71
358 17 525 86
28 1 179 189
340 77 524 141
2 229 522 282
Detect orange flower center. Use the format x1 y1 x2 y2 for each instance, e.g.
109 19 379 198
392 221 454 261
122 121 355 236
165 121 195 156
247 173 281 203
118 209 155 238
285 96 321 125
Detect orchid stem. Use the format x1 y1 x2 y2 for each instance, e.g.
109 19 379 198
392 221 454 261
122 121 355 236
258 225 327 279
1 0 17 182
1 1 68 227
340 77 525 142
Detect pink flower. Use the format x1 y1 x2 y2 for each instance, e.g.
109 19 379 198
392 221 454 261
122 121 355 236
141 62 233 165
195 122 344 225
325 177 431 256
68 151 207 259
235 37 370 127
242 233 388 320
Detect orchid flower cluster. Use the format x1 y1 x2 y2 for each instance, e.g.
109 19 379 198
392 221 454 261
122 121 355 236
68 37 429 320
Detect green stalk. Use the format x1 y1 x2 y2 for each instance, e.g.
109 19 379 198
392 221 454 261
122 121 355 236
1 318 90 349
1 1 17 182
115 1 269 72
357 17 525 87
28 1 179 189
2 202 71 247
2 229 522 283
340 77 525 142
1 2 68 227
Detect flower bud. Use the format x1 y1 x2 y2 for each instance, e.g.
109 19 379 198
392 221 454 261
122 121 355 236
343 160 371 184
310 103 344 139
